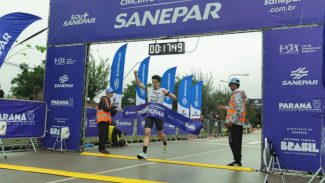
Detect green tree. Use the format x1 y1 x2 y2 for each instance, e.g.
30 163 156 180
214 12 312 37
9 44 47 99
122 81 136 107
5 45 46 62
10 63 44 99
87 54 111 101
9 46 110 101
246 103 262 127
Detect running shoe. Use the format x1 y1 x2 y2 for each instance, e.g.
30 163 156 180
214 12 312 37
137 152 148 160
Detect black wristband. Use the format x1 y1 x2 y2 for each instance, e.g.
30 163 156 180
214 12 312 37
165 91 170 96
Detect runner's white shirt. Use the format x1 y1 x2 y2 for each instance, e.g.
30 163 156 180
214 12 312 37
147 87 166 104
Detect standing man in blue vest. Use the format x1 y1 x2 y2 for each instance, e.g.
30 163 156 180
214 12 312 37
134 70 177 159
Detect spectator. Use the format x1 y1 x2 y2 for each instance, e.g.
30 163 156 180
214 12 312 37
207 112 216 137
216 115 223 137
29 86 43 101
0 89 4 98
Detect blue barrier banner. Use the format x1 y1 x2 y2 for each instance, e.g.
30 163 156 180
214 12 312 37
110 44 127 109
113 112 135 136
0 99 46 138
136 116 145 136
85 110 135 137
48 0 325 45
136 57 150 105
85 108 97 137
124 102 202 135
43 45 87 151
164 123 176 136
177 76 192 117
190 81 203 119
161 67 177 109
263 26 324 172
0 12 41 68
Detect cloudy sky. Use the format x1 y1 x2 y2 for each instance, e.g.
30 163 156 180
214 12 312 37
0 0 262 99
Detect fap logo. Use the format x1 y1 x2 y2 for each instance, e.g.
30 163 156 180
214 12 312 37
63 12 96 27
279 44 299 55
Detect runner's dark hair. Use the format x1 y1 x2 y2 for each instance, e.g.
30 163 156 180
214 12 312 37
152 75 161 82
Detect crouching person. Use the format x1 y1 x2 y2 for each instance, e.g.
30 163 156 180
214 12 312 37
108 125 127 147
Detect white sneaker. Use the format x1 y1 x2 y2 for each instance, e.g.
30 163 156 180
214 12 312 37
137 152 148 160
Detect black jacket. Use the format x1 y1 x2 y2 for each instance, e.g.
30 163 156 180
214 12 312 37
98 96 117 116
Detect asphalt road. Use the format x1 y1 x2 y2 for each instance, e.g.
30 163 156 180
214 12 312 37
0 131 318 183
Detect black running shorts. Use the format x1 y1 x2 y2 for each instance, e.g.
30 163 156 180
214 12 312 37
144 117 164 131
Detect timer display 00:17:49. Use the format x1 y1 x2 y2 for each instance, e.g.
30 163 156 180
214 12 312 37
149 42 185 55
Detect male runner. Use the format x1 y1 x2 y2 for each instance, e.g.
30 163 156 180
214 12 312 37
134 70 177 159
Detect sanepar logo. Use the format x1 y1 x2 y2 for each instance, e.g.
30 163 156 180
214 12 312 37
54 75 74 88
63 12 96 27
114 2 221 29
282 67 318 86
265 0 302 6
148 108 164 118
185 122 195 131
290 67 308 79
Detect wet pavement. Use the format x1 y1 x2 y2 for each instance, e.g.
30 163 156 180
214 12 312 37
0 132 318 183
